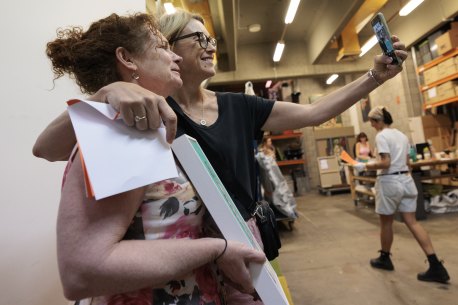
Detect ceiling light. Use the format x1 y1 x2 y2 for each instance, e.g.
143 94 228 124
359 35 378 57
164 3 176 15
284 0 301 24
326 74 339 85
399 0 424 16
273 41 285 62
248 24 262 33
265 80 272 88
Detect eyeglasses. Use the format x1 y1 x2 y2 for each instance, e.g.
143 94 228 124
170 31 217 50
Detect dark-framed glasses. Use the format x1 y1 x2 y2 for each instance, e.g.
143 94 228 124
170 31 217 49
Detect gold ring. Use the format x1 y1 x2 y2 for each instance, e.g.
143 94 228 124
134 115 146 122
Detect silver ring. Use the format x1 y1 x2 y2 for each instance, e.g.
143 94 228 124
134 115 146 122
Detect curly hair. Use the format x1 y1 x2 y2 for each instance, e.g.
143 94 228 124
46 13 161 94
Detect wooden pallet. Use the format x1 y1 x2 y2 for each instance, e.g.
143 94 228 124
318 184 351 196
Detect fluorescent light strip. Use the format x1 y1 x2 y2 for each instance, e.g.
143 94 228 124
265 80 272 88
273 41 285 62
284 0 301 24
326 74 339 85
359 35 378 57
399 0 424 16
164 3 176 15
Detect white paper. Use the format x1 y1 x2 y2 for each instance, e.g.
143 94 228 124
320 159 329 170
67 99 178 200
172 135 290 305
427 87 437 98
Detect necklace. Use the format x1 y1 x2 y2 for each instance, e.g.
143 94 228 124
181 96 206 126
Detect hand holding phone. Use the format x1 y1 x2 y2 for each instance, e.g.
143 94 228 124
370 13 401 65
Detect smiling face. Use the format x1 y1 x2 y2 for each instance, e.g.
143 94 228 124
170 19 216 83
133 33 183 97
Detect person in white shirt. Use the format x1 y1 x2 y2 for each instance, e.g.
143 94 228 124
354 106 449 284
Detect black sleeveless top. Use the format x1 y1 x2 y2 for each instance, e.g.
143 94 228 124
167 92 274 219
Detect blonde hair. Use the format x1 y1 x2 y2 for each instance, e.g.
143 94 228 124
368 106 385 121
159 8 204 42
368 106 393 125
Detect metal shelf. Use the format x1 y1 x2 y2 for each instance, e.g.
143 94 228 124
420 72 458 92
417 48 458 73
277 159 305 166
268 133 302 140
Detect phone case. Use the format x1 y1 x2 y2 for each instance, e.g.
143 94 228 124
370 13 401 65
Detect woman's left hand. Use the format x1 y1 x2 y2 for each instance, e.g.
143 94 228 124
372 35 408 84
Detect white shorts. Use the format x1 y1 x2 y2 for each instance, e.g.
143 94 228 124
375 174 418 215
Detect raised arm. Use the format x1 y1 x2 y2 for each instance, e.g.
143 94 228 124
58 152 265 300
33 82 178 161
263 36 407 131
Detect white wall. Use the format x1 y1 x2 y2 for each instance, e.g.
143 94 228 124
0 1 144 304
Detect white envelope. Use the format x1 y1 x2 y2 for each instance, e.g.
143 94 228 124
67 99 178 200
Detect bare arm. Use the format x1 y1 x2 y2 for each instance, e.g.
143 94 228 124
365 153 391 171
262 36 407 131
33 111 75 161
33 82 177 161
58 152 265 300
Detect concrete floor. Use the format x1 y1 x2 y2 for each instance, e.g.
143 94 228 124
276 191 458 305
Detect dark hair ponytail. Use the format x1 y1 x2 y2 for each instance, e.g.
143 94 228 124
382 108 393 125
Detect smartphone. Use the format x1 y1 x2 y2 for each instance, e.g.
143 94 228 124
370 13 401 65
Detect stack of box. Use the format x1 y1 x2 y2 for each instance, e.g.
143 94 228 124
410 115 453 152
423 87 439 105
421 114 452 152
437 56 458 79
435 22 458 56
437 80 458 101
423 65 440 85
421 55 457 105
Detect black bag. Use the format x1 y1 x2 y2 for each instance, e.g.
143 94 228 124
252 200 282 261
170 106 281 260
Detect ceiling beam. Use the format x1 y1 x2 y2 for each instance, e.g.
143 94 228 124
336 0 388 62
306 0 365 64
209 0 237 71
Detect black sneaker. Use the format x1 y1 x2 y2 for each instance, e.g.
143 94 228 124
370 251 394 271
417 262 450 284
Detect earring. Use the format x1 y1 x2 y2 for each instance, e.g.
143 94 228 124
132 71 140 80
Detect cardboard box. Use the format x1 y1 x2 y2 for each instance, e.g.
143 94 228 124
439 88 456 101
437 80 458 95
421 114 451 128
424 87 438 104
317 156 341 187
313 126 355 139
428 31 444 58
317 156 340 173
171 135 290 305
423 66 439 84
435 28 458 55
437 57 458 79
319 172 342 187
